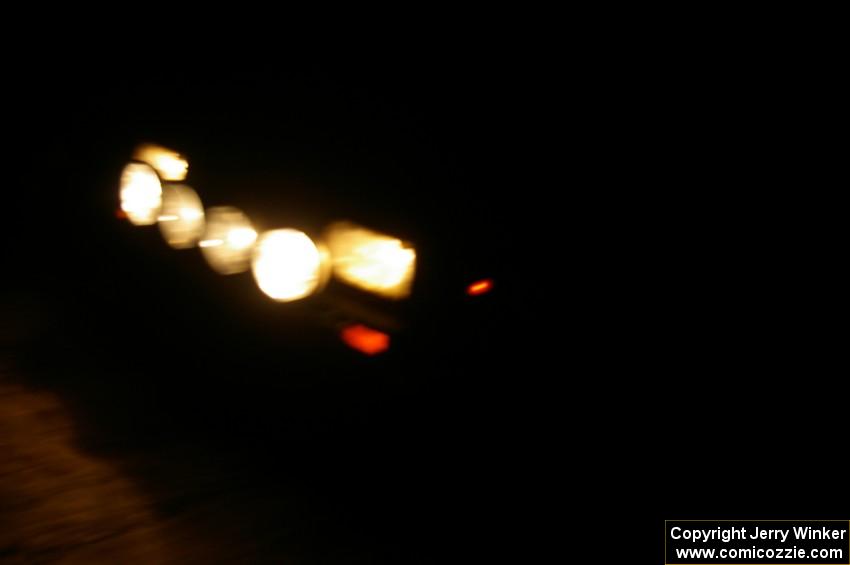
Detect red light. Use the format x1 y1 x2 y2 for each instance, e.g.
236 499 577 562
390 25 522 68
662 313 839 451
340 324 390 356
466 278 493 296
115 208 127 219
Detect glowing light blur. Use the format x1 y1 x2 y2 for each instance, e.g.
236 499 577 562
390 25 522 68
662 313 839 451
324 222 416 299
200 207 258 274
251 229 329 302
340 324 390 355
467 279 493 296
120 162 162 225
133 143 188 181
157 185 205 249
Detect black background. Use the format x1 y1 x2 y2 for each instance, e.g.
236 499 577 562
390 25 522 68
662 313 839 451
2 22 847 563
4 43 545 563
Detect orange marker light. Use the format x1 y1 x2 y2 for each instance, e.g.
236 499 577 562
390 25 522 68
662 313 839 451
466 278 493 296
340 324 390 356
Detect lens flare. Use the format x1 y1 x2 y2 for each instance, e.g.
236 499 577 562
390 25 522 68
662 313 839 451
324 221 416 299
133 143 188 181
251 229 329 302
157 184 205 249
200 207 258 274
120 162 162 226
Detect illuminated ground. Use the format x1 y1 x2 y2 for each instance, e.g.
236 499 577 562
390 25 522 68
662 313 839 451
0 292 514 564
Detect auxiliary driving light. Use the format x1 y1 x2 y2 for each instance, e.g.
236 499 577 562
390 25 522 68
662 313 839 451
200 206 258 275
158 184 205 249
119 162 162 226
324 221 416 299
133 143 188 181
251 229 330 302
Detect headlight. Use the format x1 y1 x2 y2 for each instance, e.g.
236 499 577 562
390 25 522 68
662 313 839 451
324 221 416 299
119 162 162 226
199 206 258 275
133 143 188 181
158 184 205 249
251 229 330 302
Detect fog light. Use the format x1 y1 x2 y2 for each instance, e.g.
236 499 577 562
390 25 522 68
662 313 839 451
120 162 162 226
251 229 329 302
324 221 416 299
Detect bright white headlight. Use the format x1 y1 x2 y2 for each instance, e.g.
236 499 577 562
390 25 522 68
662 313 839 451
120 162 162 226
200 206 258 274
251 229 329 302
158 184 205 249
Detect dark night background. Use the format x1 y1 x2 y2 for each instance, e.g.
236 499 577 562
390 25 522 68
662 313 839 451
2 49 547 563
1 30 846 563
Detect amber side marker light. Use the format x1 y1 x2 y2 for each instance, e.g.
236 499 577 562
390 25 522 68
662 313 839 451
340 324 390 356
466 279 493 296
